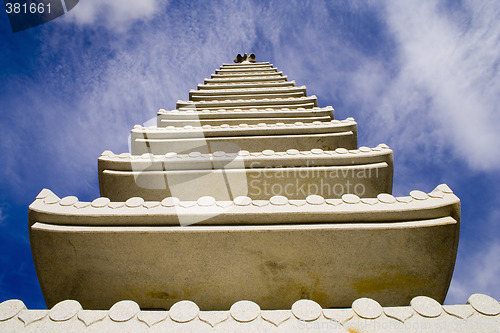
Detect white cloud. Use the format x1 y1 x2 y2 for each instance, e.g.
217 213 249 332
447 240 500 304
0 208 5 225
2 0 258 199
63 0 161 31
370 0 500 170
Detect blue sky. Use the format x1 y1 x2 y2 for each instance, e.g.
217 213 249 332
1 0 499 309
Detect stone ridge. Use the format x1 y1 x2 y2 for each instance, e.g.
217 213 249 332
97 145 393 202
158 106 331 114
134 117 354 132
28 185 458 227
221 61 271 66
99 144 391 163
210 71 284 78
198 81 296 89
177 95 317 106
1 295 499 331
189 86 305 93
130 118 357 154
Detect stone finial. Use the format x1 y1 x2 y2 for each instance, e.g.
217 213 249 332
234 53 257 63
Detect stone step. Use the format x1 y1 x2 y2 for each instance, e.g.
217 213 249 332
215 68 278 74
158 116 331 127
204 76 288 84
211 72 283 79
98 145 393 201
130 119 357 154
221 62 271 67
190 91 306 101
176 95 317 109
29 185 459 310
190 85 306 97
158 106 332 119
198 81 296 90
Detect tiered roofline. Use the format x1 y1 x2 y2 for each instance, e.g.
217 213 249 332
27 57 462 312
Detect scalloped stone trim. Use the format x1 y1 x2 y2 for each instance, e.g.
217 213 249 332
158 105 329 115
99 144 390 163
29 184 457 227
2 295 499 330
198 81 295 90
135 117 353 130
176 95 316 107
190 86 305 94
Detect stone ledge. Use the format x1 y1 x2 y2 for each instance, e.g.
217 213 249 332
189 85 306 94
198 81 296 89
158 106 332 117
215 67 277 74
190 91 306 101
98 145 393 201
132 117 355 136
157 106 334 126
211 71 283 78
221 62 271 66
176 94 316 108
99 144 390 166
204 76 288 84
29 184 457 227
1 295 498 331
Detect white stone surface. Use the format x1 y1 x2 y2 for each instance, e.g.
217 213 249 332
157 106 334 127
2 296 499 332
98 145 392 201
131 119 357 154
176 95 317 109
29 186 459 310
468 294 500 316
198 81 295 89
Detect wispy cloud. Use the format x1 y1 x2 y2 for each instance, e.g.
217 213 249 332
447 240 500 304
369 0 500 170
63 0 162 32
1 0 260 201
0 208 5 225
264 0 500 171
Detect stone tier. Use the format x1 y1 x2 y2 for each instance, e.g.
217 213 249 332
190 86 306 95
210 72 284 79
2 295 499 332
131 119 357 154
176 95 317 110
98 145 393 201
190 91 306 101
29 185 457 226
29 186 459 309
198 81 296 89
157 106 334 127
204 76 288 84
220 61 271 67
215 67 278 74
189 86 307 101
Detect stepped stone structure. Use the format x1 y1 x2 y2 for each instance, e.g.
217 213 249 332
6 56 497 331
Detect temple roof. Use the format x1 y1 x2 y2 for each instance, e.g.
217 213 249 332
27 58 463 316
